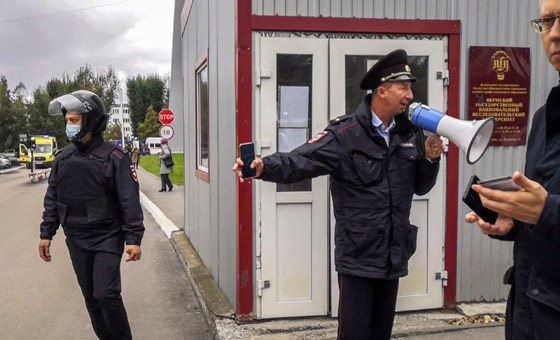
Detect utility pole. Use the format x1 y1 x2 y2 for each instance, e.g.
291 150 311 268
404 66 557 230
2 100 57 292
120 87 125 149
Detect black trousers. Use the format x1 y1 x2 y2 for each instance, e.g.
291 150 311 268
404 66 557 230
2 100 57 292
160 173 173 191
66 240 132 340
337 273 399 340
531 298 560 340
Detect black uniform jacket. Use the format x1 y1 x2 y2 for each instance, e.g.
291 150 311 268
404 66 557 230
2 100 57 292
260 94 440 279
40 136 144 253
496 83 560 338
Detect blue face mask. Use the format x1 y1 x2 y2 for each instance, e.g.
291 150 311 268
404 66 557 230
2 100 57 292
66 124 81 139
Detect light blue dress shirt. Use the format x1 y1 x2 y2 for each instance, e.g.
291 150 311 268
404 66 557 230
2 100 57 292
371 110 395 146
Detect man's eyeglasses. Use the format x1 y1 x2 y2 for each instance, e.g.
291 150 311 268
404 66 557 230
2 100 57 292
531 16 560 33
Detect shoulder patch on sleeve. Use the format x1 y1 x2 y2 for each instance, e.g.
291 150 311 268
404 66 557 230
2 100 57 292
130 165 138 182
308 131 329 143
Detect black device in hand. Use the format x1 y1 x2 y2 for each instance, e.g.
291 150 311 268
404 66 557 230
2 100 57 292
478 176 522 192
462 175 499 225
239 142 257 179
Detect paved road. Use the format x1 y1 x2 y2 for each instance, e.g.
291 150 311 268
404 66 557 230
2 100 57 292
0 169 212 340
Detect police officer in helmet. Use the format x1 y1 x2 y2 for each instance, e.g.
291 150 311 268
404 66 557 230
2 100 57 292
39 90 144 340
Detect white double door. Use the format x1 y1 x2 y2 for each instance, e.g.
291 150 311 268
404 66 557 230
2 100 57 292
255 34 447 319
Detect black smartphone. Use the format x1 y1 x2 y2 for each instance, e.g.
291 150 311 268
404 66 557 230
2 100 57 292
462 175 499 225
478 176 521 192
239 142 257 179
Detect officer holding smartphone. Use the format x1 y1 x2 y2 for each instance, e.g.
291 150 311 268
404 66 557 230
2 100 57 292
233 49 444 340
465 0 560 337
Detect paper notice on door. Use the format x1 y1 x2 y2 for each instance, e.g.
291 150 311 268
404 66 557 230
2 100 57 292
366 59 380 94
279 86 309 128
278 128 308 152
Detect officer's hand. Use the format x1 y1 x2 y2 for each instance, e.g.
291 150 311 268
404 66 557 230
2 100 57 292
39 239 52 262
425 135 444 160
125 245 141 262
232 157 264 183
465 212 514 236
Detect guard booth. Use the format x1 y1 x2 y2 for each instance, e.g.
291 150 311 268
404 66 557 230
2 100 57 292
171 0 550 320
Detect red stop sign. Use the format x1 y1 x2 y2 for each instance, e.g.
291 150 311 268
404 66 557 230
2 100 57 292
158 109 174 125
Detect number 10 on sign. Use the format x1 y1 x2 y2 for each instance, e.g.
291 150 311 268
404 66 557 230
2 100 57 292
159 125 174 139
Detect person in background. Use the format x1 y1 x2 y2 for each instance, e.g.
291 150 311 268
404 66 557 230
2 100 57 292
132 145 140 169
125 143 132 157
465 0 560 338
233 49 444 340
159 138 173 192
39 90 144 340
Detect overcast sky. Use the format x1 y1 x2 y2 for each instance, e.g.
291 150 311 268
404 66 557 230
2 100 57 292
0 0 174 99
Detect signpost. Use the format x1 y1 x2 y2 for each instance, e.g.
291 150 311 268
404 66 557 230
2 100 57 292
158 109 175 140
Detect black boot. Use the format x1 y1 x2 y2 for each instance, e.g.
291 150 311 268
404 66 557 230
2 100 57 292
158 189 166 192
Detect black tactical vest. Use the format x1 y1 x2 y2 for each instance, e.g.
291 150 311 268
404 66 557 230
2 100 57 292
55 142 120 226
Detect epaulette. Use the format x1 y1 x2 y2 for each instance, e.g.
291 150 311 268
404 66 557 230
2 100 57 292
91 142 117 161
54 147 65 157
330 114 352 125
58 144 77 160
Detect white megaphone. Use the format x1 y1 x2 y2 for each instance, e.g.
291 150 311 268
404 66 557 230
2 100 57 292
408 102 495 165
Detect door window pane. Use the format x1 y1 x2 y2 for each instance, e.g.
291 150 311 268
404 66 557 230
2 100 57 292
344 55 429 115
276 54 312 192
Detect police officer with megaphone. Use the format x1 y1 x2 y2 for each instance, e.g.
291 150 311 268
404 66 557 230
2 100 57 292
233 49 444 340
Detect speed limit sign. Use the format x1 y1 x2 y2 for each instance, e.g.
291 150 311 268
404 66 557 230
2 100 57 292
159 125 174 139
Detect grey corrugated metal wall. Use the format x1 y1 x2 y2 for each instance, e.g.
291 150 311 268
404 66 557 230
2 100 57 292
250 0 558 303
181 0 238 305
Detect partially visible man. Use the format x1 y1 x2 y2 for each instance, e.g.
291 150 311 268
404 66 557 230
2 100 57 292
233 49 444 340
39 90 144 340
465 0 560 338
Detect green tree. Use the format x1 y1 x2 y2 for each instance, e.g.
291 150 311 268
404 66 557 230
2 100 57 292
34 65 119 147
127 74 165 136
163 75 170 108
0 78 28 151
0 65 119 150
104 122 122 141
27 87 66 145
0 77 14 150
137 106 161 141
48 64 119 111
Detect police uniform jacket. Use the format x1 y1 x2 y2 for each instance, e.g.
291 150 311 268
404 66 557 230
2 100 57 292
40 135 144 254
494 82 560 339
260 94 440 279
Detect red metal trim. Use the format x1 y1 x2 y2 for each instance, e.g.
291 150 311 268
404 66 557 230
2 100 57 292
195 51 208 71
195 53 210 181
444 31 461 306
195 169 209 182
235 12 462 315
236 0 254 320
180 0 193 34
252 16 461 35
